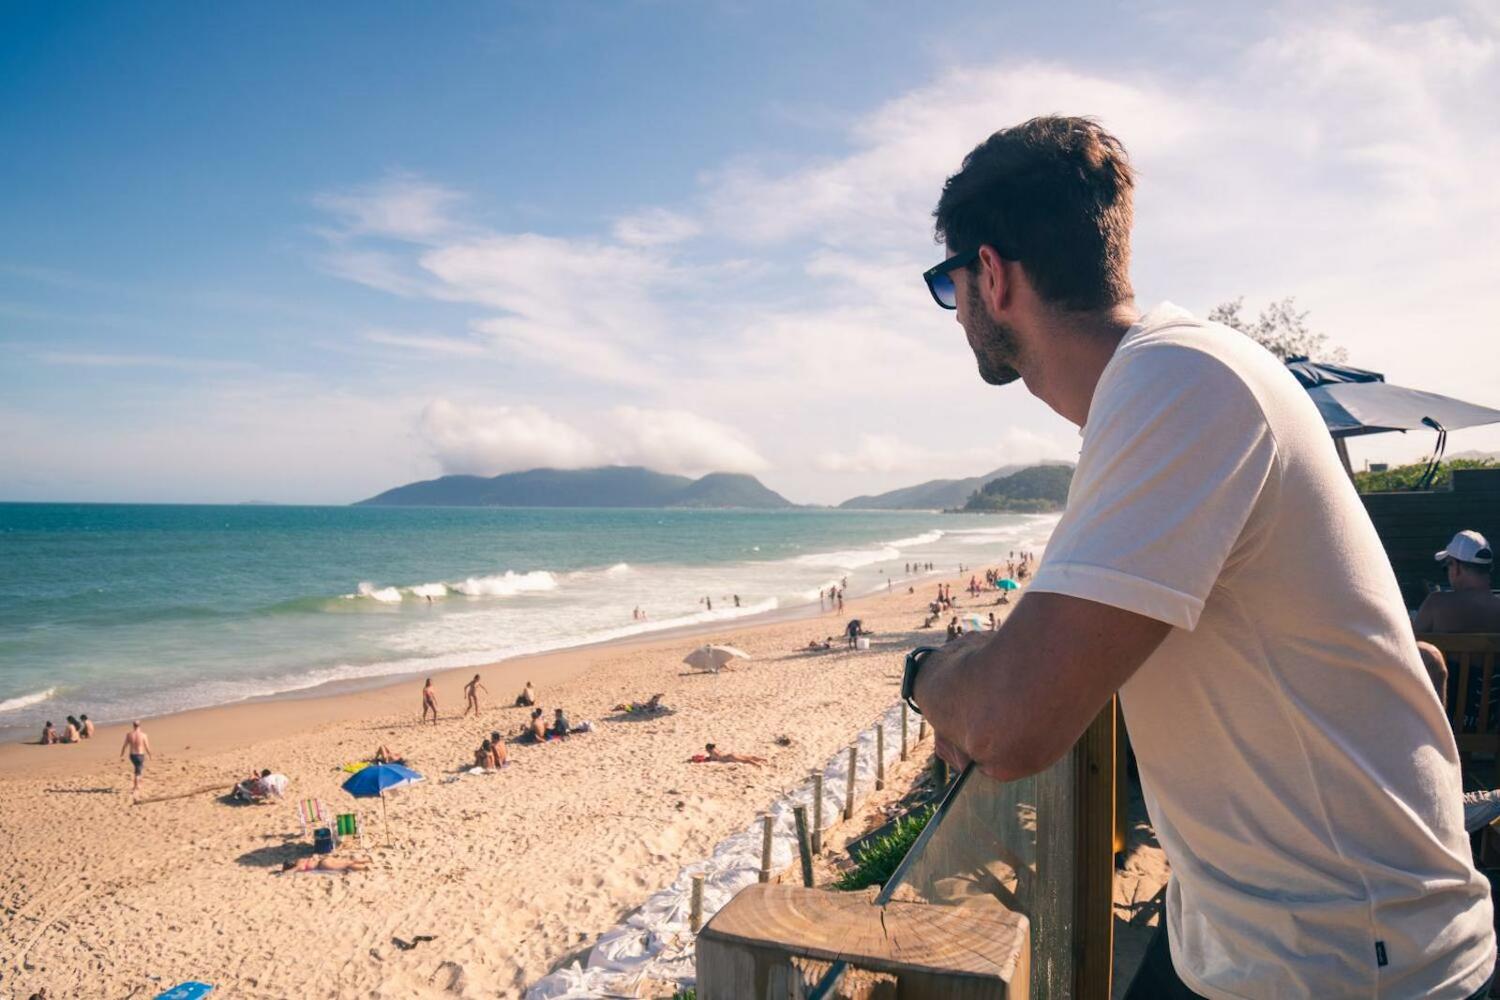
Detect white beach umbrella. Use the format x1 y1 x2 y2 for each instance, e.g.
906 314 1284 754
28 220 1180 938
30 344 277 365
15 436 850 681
683 644 751 673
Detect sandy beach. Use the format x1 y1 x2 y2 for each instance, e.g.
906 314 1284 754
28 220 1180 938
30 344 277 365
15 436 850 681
0 571 1013 999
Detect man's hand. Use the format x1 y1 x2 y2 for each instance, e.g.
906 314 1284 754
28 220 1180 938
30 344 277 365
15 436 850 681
912 591 1170 782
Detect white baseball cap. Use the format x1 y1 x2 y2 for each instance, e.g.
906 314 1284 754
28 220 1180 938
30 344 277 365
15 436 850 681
1435 530 1493 565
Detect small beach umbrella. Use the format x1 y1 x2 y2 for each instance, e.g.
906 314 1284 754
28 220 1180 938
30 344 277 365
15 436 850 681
684 644 750 672
997 578 1019 591
963 614 988 632
341 762 423 842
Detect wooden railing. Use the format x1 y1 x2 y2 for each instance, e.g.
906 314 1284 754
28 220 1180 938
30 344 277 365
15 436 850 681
697 699 1120 999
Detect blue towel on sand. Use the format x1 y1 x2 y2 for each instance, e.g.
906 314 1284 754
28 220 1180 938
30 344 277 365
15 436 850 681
154 983 213 1000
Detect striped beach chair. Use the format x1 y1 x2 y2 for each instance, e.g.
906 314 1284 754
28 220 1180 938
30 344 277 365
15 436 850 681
296 798 327 836
332 812 362 848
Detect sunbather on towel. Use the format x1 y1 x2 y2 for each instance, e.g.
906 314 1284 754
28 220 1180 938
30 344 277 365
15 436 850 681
689 742 766 766
612 693 665 713
278 856 371 874
372 745 404 764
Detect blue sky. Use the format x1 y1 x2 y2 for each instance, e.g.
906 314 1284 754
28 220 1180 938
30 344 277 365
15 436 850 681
3 1 1497 504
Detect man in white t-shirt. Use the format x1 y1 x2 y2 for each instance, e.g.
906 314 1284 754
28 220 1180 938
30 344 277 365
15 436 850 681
908 117 1494 999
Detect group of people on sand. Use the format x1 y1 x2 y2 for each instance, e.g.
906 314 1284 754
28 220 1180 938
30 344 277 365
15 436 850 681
40 713 94 745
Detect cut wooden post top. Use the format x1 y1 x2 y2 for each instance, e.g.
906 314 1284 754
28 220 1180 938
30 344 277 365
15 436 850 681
698 882 1028 981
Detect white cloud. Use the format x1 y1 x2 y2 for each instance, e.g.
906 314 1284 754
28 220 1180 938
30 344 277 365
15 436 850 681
818 429 1077 477
608 406 769 475
315 176 467 243
419 399 604 476
817 433 927 474
415 400 768 479
612 208 701 247
364 329 490 358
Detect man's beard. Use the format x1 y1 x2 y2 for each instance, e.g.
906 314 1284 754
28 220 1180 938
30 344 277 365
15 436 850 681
965 283 1023 386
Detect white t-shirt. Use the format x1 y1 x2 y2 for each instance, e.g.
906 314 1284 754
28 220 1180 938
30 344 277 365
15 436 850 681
259 773 288 799
1030 304 1494 999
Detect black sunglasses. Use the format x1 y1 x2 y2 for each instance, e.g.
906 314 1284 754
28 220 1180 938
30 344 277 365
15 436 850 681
921 249 979 310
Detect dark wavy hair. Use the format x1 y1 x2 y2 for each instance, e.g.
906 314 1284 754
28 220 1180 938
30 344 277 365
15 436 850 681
934 116 1135 311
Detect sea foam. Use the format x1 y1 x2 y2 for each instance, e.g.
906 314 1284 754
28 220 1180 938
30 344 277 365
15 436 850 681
0 687 56 714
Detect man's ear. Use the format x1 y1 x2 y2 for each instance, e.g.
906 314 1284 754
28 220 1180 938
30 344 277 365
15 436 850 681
975 244 1009 317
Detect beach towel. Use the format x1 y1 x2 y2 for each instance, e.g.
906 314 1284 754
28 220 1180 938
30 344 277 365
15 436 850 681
154 983 213 1000
341 760 371 774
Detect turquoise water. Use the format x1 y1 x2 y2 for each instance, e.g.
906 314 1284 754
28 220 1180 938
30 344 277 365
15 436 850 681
0 503 1057 737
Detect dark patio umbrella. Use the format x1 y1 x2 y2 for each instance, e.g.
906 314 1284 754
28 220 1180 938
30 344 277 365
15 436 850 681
1285 356 1500 483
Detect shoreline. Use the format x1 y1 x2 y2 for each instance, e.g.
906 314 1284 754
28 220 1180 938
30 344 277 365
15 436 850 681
0 572 940 775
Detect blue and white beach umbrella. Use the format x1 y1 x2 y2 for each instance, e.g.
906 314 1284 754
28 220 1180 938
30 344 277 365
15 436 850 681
342 762 423 841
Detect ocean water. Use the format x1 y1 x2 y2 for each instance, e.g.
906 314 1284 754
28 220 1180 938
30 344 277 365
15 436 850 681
0 503 1057 738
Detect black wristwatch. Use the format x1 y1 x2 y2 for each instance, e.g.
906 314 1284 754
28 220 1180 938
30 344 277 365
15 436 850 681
902 646 938 715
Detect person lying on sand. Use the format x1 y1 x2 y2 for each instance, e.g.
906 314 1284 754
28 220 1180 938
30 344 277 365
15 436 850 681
372 745 404 764
804 638 833 651
689 742 767 766
277 856 372 875
612 693 666 713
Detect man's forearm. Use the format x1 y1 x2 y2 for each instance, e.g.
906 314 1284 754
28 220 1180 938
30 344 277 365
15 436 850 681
914 591 1170 782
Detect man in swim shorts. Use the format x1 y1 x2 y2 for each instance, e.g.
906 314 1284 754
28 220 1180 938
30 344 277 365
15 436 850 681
120 720 152 800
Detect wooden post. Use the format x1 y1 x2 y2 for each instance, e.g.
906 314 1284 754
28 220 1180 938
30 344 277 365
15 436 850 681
844 746 858 821
759 813 774 883
1074 698 1118 1000
900 705 909 761
811 771 823 855
876 724 886 791
918 714 927 743
690 874 705 932
792 805 815 887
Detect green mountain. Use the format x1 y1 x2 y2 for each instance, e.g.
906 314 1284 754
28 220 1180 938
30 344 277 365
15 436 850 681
669 472 794 508
961 464 1075 513
356 466 796 509
838 461 1073 510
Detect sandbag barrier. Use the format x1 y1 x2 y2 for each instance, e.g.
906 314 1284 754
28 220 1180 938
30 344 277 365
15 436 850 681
525 700 920 999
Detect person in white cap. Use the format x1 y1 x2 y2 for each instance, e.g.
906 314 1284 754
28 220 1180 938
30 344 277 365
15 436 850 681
1415 530 1500 635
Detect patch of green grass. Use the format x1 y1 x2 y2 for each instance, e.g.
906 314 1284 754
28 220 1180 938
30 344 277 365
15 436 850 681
673 989 696 1000
833 805 935 891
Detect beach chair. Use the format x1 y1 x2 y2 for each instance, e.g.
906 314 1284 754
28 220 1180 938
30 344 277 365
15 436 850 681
296 797 327 836
1419 633 1500 766
332 811 362 848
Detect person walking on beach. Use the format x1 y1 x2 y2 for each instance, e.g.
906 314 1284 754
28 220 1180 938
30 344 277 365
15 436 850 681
421 677 439 725
120 720 151 800
462 674 487 718
906 117 1493 998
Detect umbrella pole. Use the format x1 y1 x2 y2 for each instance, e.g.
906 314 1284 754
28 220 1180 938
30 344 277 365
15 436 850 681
381 792 389 845
1333 436 1354 481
